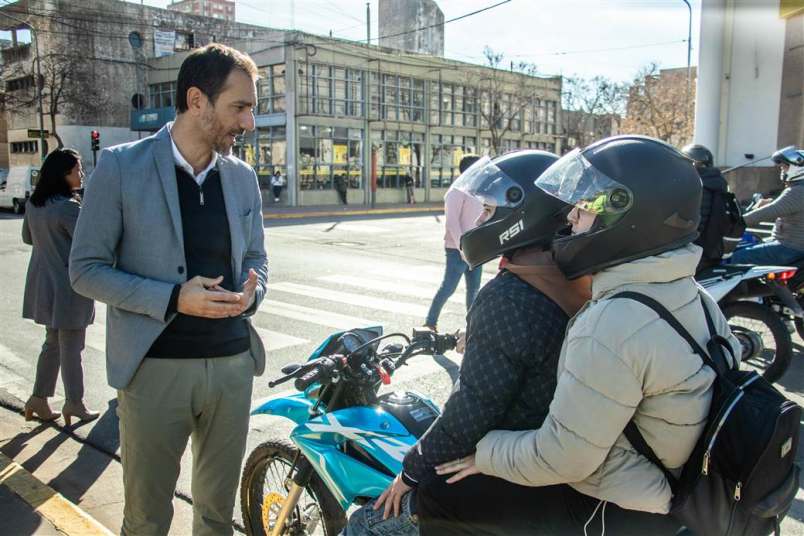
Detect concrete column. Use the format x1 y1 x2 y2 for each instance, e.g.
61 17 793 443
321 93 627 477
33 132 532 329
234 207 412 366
694 0 727 163
285 45 299 206
363 65 372 206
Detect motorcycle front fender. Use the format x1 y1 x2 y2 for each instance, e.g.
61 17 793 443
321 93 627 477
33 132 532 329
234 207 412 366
250 392 315 425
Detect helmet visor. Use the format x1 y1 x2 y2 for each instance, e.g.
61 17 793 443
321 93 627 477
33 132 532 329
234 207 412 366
534 148 633 220
451 156 526 209
772 146 804 167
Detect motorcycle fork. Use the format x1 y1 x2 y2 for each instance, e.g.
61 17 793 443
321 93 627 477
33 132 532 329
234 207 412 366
271 457 315 536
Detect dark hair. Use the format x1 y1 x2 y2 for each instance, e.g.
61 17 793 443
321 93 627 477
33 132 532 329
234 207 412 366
175 43 258 113
29 148 80 207
459 154 481 173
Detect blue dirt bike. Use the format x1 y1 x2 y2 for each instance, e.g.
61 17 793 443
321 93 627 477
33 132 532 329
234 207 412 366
240 327 457 536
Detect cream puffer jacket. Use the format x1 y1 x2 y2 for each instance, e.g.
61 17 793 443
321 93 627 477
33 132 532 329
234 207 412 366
474 244 741 514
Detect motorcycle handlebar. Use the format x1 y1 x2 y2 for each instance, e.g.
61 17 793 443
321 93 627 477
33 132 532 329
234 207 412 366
268 331 460 391
293 357 338 391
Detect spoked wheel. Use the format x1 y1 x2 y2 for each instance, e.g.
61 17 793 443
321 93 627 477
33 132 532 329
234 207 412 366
240 439 346 536
723 301 794 384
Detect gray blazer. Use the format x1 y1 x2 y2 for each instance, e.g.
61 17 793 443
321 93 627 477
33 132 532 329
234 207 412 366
22 196 94 330
69 124 268 389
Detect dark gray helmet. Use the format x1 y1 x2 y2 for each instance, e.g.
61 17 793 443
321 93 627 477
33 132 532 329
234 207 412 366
456 150 569 269
681 144 714 168
536 135 702 279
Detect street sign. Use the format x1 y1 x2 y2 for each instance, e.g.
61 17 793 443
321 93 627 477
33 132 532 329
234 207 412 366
27 128 49 139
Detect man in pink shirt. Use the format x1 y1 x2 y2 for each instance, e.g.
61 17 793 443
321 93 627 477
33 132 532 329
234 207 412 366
425 155 485 330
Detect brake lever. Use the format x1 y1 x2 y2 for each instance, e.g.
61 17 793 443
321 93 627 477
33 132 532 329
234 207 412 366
268 374 295 388
268 357 327 388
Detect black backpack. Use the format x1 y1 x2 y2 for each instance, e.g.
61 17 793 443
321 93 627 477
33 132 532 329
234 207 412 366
613 291 800 536
699 187 746 261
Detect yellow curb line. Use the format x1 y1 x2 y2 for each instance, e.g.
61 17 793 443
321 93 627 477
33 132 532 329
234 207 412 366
264 206 444 220
0 452 114 536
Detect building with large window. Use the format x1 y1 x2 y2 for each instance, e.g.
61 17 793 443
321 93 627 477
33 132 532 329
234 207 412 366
0 0 278 169
137 31 563 206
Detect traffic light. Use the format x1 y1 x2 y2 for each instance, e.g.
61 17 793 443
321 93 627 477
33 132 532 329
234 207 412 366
91 130 100 152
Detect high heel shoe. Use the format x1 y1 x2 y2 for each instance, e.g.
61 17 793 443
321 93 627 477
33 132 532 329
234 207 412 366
62 400 100 426
24 396 60 422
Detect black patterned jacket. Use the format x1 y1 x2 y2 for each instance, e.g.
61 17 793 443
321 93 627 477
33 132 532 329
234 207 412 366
401 270 569 487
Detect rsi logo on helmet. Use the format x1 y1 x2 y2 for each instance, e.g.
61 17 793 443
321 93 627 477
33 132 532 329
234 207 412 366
499 220 524 245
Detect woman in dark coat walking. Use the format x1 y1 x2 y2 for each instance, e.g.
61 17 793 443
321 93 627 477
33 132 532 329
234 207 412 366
22 148 98 425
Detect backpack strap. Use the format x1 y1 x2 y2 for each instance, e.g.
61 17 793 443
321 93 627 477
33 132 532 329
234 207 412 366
698 294 738 371
611 290 733 496
623 421 679 493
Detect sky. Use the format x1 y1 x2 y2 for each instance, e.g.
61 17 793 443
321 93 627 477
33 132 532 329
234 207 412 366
123 0 703 82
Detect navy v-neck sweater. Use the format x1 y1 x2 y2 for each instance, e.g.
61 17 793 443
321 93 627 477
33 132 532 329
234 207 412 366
147 166 250 359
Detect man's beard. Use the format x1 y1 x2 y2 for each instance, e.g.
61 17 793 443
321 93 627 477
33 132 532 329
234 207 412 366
201 107 241 155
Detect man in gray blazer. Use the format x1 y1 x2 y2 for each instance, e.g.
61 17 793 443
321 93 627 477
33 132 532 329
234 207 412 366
70 44 268 536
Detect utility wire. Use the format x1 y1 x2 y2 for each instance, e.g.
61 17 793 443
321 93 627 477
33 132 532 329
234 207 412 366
373 0 512 42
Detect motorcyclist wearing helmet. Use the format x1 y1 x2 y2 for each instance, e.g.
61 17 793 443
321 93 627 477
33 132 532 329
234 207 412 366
681 143 740 271
423 136 741 535
731 146 804 265
342 151 593 535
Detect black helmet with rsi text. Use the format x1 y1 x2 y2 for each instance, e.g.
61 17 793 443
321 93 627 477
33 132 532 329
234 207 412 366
681 143 714 169
535 135 702 279
455 150 570 269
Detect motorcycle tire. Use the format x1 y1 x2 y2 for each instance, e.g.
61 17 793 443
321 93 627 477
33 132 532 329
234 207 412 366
240 439 346 536
723 301 794 384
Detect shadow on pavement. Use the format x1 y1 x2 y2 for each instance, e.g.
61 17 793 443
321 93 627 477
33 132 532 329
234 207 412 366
49 399 120 504
1 422 65 474
0 485 58 536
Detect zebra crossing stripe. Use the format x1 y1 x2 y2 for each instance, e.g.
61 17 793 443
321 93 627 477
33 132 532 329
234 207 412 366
0 342 33 372
365 264 495 286
258 299 378 330
270 282 430 318
252 327 308 353
317 274 463 304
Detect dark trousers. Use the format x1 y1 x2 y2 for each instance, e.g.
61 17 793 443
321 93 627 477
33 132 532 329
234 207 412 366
32 327 86 402
337 188 348 204
417 474 680 536
272 185 282 200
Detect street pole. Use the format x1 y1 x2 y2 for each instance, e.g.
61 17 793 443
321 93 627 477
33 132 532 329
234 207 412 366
33 29 45 164
682 0 692 129
1 10 46 163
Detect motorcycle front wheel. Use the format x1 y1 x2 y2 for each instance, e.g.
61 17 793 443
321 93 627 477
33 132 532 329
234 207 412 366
240 439 346 536
723 301 794 383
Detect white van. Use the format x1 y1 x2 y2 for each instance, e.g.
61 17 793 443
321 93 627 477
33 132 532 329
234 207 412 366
0 166 39 214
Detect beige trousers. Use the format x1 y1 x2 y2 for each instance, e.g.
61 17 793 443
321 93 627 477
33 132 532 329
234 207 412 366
117 351 254 536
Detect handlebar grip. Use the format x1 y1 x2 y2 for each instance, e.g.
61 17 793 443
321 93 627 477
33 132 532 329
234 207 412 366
433 333 458 354
294 368 323 391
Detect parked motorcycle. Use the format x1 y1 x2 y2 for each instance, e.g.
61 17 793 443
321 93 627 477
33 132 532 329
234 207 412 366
240 327 457 536
697 263 800 382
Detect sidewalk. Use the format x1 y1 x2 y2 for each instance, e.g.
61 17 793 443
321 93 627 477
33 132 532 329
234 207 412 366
262 201 443 220
0 404 195 535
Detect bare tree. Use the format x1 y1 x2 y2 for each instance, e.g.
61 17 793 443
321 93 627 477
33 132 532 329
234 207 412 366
467 47 542 156
620 62 695 147
562 75 627 149
2 52 112 149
